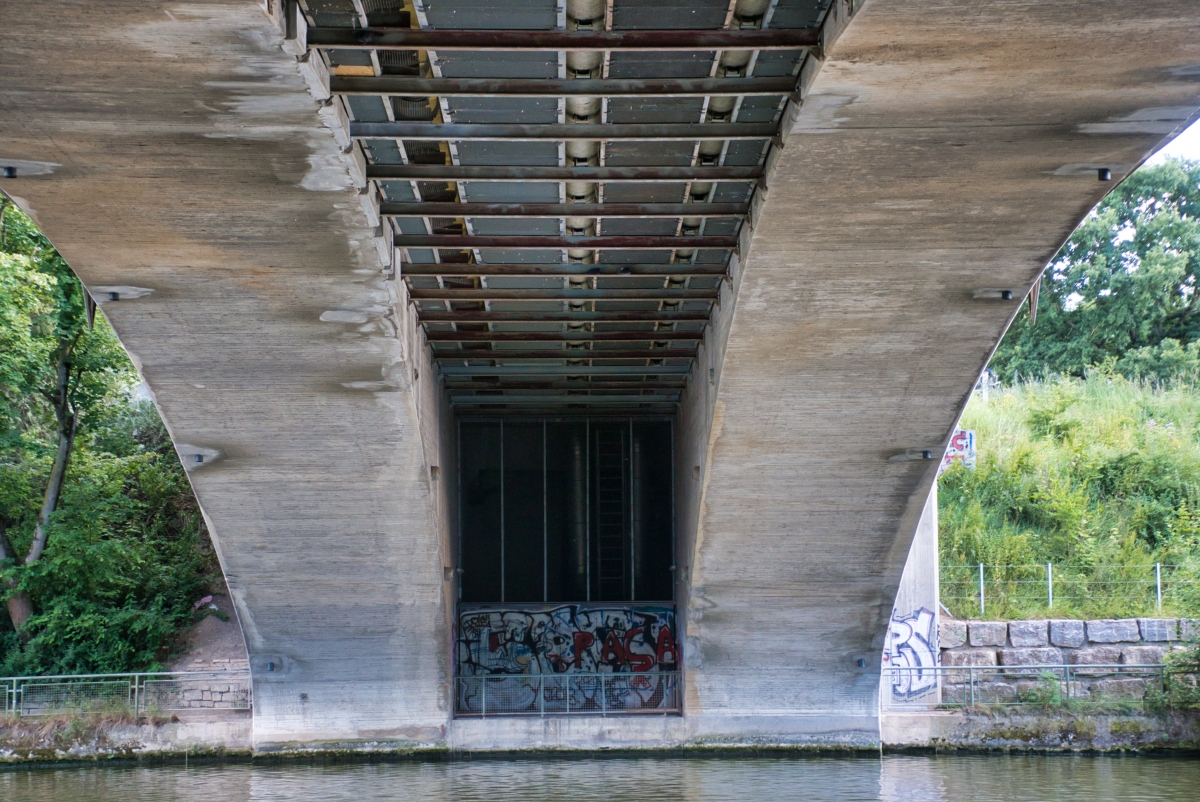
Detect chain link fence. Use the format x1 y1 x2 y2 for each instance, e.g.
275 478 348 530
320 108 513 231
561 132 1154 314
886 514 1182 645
2 671 251 716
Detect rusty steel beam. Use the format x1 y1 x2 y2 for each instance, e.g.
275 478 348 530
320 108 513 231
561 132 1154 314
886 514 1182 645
366 165 759 182
408 288 718 301
330 75 796 98
351 121 776 141
450 394 680 405
306 26 820 52
443 380 688 390
395 234 735 249
438 365 692 376
425 331 701 342
417 310 709 323
432 347 698 360
382 202 746 218
400 262 726 277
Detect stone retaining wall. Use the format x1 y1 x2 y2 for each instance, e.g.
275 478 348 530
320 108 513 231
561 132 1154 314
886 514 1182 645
936 618 1196 704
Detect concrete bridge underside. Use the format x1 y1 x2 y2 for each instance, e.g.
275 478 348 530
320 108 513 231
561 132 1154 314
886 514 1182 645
1 0 1198 749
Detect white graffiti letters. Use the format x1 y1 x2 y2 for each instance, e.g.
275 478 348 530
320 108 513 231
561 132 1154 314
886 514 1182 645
887 607 938 699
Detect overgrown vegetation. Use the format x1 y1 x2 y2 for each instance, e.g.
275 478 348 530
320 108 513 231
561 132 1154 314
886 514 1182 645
0 198 217 676
940 375 1200 619
941 159 1200 620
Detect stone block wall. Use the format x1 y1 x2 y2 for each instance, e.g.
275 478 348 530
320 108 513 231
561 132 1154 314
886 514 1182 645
935 618 1196 705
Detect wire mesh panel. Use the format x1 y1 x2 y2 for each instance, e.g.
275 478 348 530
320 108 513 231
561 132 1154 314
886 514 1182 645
142 675 252 711
456 672 680 717
17 680 132 716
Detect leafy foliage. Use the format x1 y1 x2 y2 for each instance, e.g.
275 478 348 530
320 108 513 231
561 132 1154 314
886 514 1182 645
940 375 1200 619
0 200 217 675
992 160 1200 383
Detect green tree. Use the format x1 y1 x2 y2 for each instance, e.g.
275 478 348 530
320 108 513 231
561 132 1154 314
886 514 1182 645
0 198 215 673
992 159 1200 382
0 197 133 632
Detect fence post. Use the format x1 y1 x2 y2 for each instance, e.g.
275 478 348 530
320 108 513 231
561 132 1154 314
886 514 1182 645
978 563 985 617
1047 562 1053 608
1156 563 1163 611
481 675 487 718
969 666 976 707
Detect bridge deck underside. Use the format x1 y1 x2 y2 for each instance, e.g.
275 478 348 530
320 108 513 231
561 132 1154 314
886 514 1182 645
0 0 1197 749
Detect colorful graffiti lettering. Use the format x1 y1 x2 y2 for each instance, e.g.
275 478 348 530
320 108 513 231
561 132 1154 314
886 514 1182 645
886 607 938 700
456 604 678 676
456 671 679 715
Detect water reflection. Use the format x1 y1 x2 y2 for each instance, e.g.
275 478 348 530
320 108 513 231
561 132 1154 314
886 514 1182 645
1 754 1196 802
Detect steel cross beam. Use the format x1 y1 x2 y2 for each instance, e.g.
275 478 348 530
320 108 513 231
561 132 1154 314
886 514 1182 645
450 394 680 405
399 263 726 277
408 288 718 301
424 331 702 342
350 122 776 141
438 365 692 375
330 75 797 98
417 311 710 323
443 380 689 389
394 234 735 249
382 202 747 218
366 165 760 182
434 352 696 361
305 27 820 52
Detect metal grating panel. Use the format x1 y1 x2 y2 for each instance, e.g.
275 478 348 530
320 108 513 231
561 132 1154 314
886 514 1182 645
294 0 833 408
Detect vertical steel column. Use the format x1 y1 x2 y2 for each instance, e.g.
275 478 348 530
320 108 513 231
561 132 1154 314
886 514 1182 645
457 418 463 599
1156 562 1163 611
629 417 636 601
1047 562 1053 608
978 563 985 617
500 419 505 603
543 419 548 603
586 418 591 602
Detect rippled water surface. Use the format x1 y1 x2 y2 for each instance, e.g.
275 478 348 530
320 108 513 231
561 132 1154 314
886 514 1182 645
3 754 1199 802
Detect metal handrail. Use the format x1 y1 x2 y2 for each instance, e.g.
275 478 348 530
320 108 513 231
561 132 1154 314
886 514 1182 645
883 663 1168 709
456 671 681 718
2 670 252 716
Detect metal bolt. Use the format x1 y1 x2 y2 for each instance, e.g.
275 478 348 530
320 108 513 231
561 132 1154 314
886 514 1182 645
108 291 120 301
2 166 15 178
194 454 204 463
1001 290 1013 300
1098 168 1112 181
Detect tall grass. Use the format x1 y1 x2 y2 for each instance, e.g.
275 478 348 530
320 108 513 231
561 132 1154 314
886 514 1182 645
939 373 1200 620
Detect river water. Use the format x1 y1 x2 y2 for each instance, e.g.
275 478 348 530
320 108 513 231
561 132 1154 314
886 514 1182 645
1 755 1197 801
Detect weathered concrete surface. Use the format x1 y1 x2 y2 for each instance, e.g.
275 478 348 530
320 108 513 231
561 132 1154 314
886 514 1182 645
681 0 1200 746
0 1 451 748
0 711 252 763
2 0 1199 751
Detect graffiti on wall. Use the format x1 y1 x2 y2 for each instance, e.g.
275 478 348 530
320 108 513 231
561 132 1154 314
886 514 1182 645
939 428 976 476
885 607 939 700
456 604 678 676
